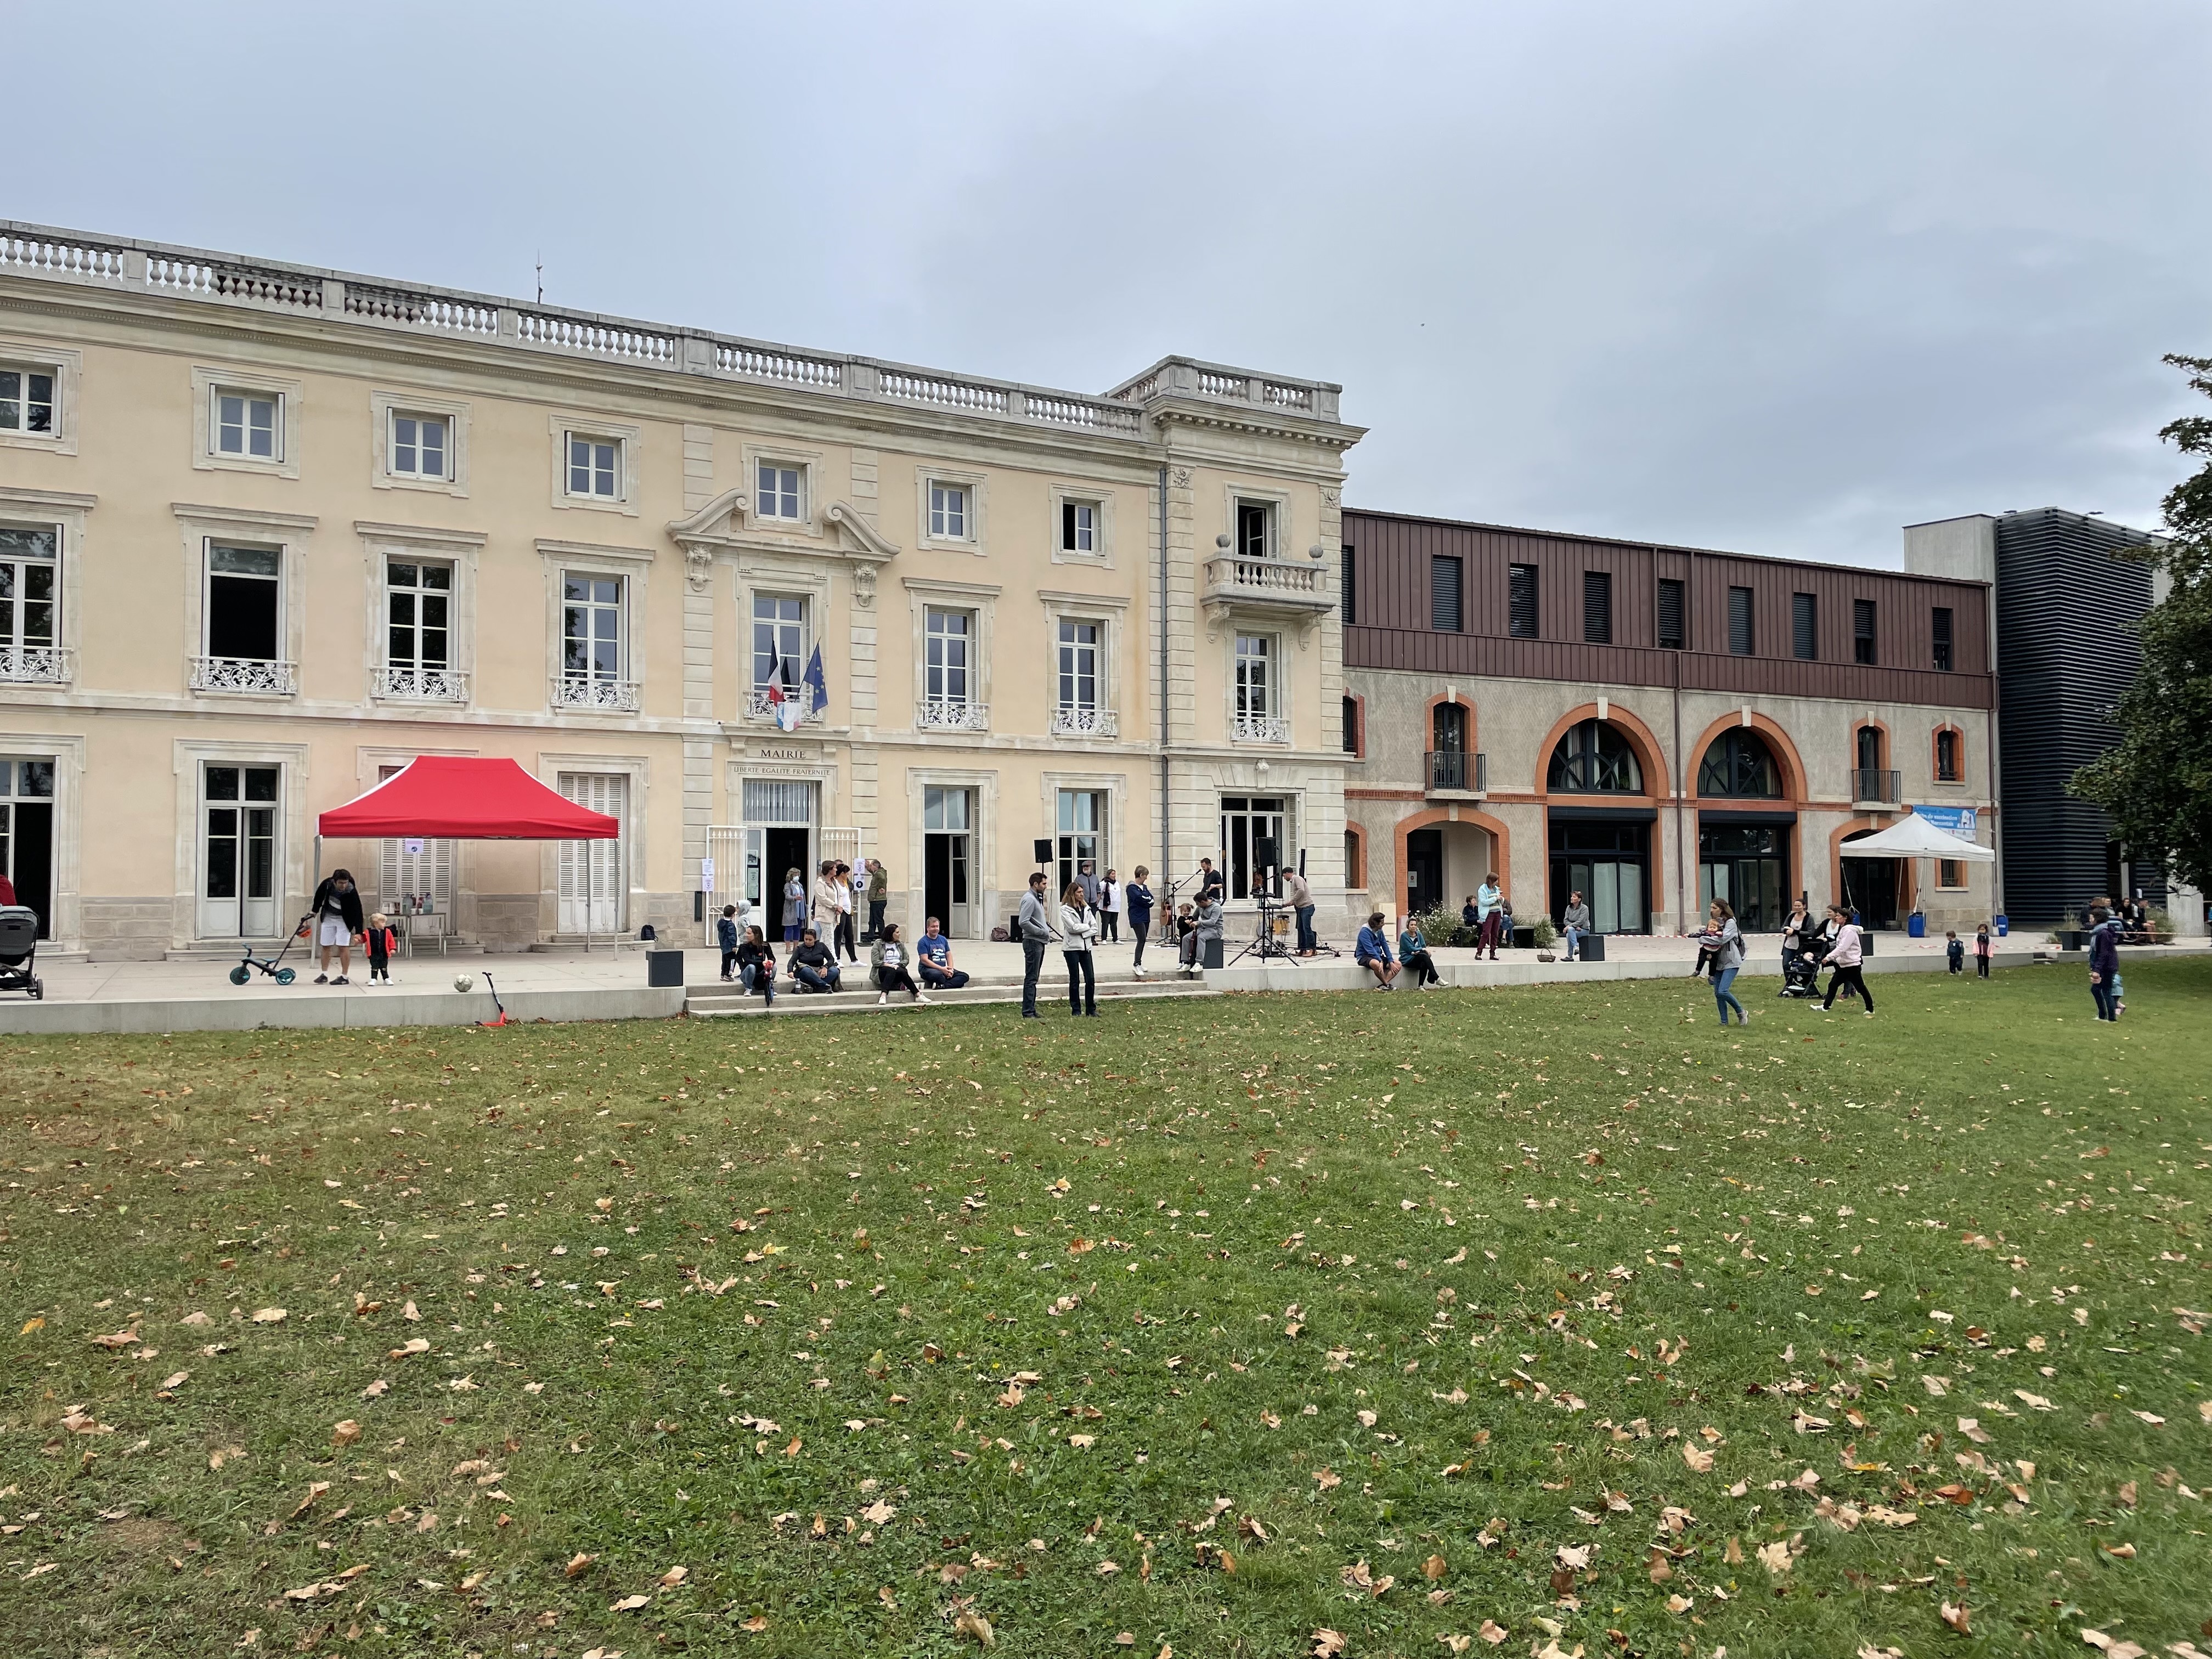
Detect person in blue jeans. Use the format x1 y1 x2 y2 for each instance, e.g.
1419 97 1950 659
916 916 970 990
1125 866 1156 977
1697 898 1748 1025
1354 911 1400 990
1559 890 1592 961
733 924 777 1005
788 927 841 993
2088 905 2120 1020
716 904 740 981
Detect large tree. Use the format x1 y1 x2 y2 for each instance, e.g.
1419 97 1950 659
2071 353 2212 897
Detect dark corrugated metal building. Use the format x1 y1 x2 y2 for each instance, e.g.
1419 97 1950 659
1993 508 2162 924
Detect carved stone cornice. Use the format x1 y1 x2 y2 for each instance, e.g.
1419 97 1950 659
1148 404 1364 452
665 493 900 592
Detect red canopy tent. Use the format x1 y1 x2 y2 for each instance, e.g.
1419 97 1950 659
317 757 621 950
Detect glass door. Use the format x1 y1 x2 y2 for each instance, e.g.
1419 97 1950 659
1219 795 1288 901
200 764 279 938
0 758 55 937
557 773 625 933
1056 789 1105 897
923 785 972 936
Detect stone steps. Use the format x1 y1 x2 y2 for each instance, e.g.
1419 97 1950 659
686 974 1216 1018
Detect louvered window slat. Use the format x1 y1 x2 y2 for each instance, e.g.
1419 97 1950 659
1582 571 1611 644
1792 592 1818 661
1728 586 1754 656
1430 554 1463 633
1508 563 1538 639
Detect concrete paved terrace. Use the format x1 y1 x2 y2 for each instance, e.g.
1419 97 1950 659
3 925 2194 1035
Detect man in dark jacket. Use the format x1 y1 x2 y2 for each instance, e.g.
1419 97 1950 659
310 869 366 985
2087 906 2120 1022
1017 871 1059 1018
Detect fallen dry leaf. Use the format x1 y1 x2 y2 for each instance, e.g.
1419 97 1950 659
1940 1600 1971 1634
1756 1540 1793 1576
1478 1622 1508 1646
952 1608 995 1646
609 1594 650 1612
564 1553 597 1579
250 1308 287 1325
332 1420 361 1446
1312 1633 1348 1658
1681 1442 1714 1472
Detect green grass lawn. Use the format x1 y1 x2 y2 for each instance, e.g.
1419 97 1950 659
5 959 2211 1659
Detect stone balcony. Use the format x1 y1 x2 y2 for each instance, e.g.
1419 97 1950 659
1200 555 1336 620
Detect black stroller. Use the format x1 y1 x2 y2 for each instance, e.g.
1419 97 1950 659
1779 935 1829 998
0 904 43 1000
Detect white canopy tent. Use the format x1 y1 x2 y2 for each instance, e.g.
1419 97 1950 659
1841 811 1995 862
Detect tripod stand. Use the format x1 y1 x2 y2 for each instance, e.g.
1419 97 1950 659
1228 898 1302 966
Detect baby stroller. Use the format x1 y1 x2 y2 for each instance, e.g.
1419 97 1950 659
0 905 43 1000
1779 938 1827 998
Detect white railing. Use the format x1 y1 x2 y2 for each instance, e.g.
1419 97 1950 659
916 700 990 732
877 370 1009 415
147 254 323 311
0 231 128 280
1051 706 1118 737
551 675 640 712
345 284 499 335
744 688 823 724
373 665 469 702
1 219 1345 442
0 645 71 684
515 310 677 364
1025 393 1143 435
1202 556 1328 602
191 656 298 694
716 342 843 386
1233 712 1291 744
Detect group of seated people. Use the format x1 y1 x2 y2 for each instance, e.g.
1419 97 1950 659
718 910 972 1004
1352 912 1444 990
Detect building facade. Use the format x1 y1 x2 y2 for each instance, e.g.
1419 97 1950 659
0 222 1361 959
1905 506 2203 932
1340 510 1999 935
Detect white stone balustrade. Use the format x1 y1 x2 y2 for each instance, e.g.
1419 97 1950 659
551 676 641 713
1051 706 1118 737
916 701 990 732
1233 712 1292 744
1201 555 1335 618
0 646 71 684
190 656 298 695
373 665 470 702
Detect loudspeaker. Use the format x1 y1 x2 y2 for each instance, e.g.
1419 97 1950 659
1033 838 1053 865
1254 837 1278 873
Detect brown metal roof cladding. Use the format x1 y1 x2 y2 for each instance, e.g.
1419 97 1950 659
1341 505 1993 709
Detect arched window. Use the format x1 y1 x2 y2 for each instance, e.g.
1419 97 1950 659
1548 719 1643 794
1934 727 1962 783
1697 729 1781 798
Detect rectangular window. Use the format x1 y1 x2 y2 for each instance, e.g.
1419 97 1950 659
1582 569 1612 644
928 482 970 539
1235 500 1273 561
1656 577 1684 650
1430 554 1463 633
1340 544 1356 627
0 525 59 658
390 412 449 481
1792 591 1818 660
1508 563 1539 638
206 544 282 662
1727 585 1754 656
1937 859 1967 890
1057 618 1100 712
1056 788 1107 898
757 461 804 522
1218 794 1288 902
561 574 625 683
215 390 279 459
1341 695 1359 755
1060 500 1098 555
1853 597 1877 664
0 366 55 435
1936 729 1961 783
924 607 973 704
1234 634 1273 721
1932 606 1954 672
751 594 806 691
385 558 452 669
566 434 620 499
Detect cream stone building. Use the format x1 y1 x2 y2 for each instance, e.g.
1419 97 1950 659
0 222 1362 960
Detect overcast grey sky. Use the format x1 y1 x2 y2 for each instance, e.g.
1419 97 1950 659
11 1 2208 565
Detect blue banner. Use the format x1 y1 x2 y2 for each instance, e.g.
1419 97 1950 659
1909 805 1978 837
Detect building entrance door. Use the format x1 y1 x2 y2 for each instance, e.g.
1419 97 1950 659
1698 821 1788 932
1840 837 1901 930
1548 815 1651 934
1405 827 1443 916
923 786 973 937
0 758 54 939
200 764 280 938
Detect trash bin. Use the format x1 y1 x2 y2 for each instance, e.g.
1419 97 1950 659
1994 914 2008 938
646 949 685 988
1580 932 1606 963
1907 912 1926 939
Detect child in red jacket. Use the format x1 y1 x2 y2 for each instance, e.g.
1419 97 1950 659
365 913 398 985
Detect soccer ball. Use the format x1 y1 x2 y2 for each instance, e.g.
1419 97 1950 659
453 973 476 994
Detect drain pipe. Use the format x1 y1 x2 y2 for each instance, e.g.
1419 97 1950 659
1672 546 1688 935
1157 464 1172 889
